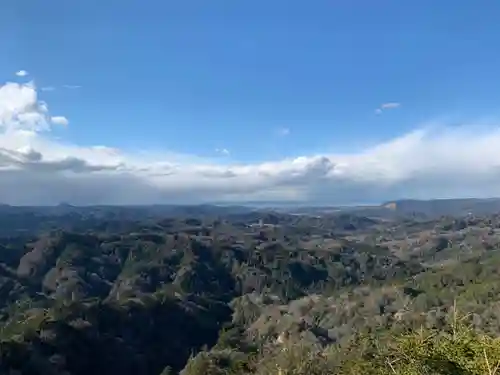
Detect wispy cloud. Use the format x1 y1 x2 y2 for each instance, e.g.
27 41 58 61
15 70 29 77
3 79 500 205
62 85 81 90
215 148 230 156
41 86 56 92
381 102 400 109
375 102 401 114
278 127 290 136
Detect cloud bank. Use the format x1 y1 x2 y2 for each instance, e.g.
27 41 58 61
1 79 500 206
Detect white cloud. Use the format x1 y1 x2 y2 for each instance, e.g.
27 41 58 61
2 79 500 205
41 86 55 92
0 82 49 132
215 148 230 155
51 116 69 126
63 85 81 89
15 70 29 77
381 102 400 109
375 102 401 114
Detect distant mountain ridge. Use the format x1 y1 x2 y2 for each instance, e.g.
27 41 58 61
379 198 500 217
2 197 500 220
273 198 500 219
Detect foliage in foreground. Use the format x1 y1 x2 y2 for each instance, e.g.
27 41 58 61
181 309 500 375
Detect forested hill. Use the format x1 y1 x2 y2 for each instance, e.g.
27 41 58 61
0 205 500 374
279 197 500 219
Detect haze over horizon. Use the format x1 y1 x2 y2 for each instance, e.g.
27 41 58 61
3 2 500 205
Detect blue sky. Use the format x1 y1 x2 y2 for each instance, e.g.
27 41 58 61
1 1 500 205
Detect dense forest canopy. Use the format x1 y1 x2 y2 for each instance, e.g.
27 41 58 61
0 202 499 374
